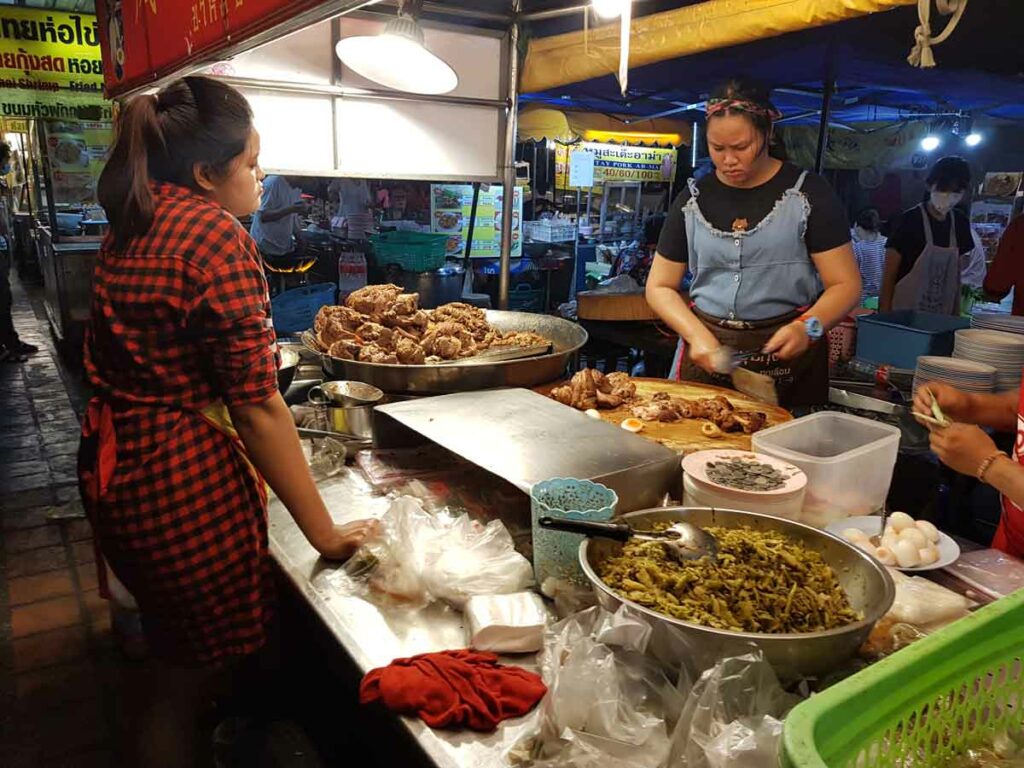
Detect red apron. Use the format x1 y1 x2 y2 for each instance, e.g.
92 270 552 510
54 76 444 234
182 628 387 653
993 386 1024 557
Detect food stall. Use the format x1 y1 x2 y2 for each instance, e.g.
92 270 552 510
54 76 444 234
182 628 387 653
92 1 1024 766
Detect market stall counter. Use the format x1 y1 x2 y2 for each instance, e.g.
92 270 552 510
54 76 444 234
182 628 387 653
267 469 541 768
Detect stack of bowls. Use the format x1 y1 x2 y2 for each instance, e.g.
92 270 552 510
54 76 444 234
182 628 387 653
953 329 1024 392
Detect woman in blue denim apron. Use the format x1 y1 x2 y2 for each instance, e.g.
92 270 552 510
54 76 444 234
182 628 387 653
647 79 861 408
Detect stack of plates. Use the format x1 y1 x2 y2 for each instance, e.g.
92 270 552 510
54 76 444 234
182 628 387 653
913 355 996 395
954 329 1024 392
972 313 1024 335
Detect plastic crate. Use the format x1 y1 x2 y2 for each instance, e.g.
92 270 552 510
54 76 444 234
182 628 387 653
370 232 449 273
856 311 970 369
782 590 1024 767
523 220 576 243
271 282 336 334
752 412 900 529
828 319 858 365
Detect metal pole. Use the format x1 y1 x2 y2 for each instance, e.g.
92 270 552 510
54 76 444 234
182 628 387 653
814 79 834 174
499 2 522 311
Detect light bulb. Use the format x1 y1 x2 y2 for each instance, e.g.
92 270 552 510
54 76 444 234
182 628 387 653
965 132 982 147
592 0 627 19
920 135 941 152
335 19 458 95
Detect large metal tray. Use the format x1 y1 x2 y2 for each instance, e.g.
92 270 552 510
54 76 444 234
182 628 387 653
302 310 587 394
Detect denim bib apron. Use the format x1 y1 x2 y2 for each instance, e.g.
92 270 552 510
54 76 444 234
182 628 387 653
670 171 829 407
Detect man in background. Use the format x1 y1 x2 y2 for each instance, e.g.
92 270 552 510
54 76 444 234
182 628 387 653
0 140 38 363
250 175 307 260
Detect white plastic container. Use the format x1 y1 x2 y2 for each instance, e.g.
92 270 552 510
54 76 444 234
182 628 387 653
681 450 807 522
752 412 900 529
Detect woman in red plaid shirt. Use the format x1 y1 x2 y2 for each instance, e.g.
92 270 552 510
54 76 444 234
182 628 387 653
80 76 378 766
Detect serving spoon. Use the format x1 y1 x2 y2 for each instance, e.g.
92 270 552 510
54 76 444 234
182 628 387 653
538 517 719 562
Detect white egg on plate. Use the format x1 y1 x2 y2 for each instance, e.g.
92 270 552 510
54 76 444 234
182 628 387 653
894 539 921 568
915 520 940 544
843 528 869 543
874 547 898 566
881 532 899 552
584 409 601 419
898 528 929 550
854 540 877 556
918 546 940 566
889 512 915 533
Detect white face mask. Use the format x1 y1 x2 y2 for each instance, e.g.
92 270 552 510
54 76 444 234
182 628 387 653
930 190 964 215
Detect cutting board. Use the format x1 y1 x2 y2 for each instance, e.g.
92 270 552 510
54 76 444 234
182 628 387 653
536 377 792 455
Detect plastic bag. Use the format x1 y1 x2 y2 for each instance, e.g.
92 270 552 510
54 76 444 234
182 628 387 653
331 496 533 610
885 569 973 628
521 605 686 768
668 652 799 768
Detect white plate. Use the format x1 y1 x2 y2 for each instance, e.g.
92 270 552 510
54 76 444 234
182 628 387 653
826 515 961 572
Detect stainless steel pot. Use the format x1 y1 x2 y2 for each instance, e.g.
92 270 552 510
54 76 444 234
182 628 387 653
314 405 375 439
384 263 465 309
579 506 895 679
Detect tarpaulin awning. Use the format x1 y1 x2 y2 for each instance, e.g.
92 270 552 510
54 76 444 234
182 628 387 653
517 106 691 146
521 0 917 94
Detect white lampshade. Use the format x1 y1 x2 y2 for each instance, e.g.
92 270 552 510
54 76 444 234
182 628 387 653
335 15 458 96
592 0 628 19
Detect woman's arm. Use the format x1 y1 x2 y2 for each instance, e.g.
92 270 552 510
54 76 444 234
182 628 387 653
878 248 902 313
982 455 1024 509
764 243 861 359
230 393 378 560
645 254 722 372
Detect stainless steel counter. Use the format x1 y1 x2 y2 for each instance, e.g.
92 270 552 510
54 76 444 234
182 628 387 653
36 228 102 342
267 468 540 768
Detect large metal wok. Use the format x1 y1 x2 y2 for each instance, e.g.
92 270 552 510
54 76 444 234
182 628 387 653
303 310 587 394
580 506 895 679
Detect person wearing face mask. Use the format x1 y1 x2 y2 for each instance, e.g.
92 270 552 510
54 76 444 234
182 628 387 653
879 156 973 314
647 77 861 408
851 208 887 304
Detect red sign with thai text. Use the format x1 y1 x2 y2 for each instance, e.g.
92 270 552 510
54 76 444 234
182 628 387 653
95 0 326 98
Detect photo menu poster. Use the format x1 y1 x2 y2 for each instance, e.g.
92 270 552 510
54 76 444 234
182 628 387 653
430 183 522 259
43 119 112 206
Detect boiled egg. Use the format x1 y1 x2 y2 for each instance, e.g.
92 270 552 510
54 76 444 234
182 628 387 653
842 528 869 544
584 409 602 420
874 547 898 567
894 539 921 568
889 512 915 533
918 546 940 566
915 520 940 544
621 418 644 433
854 540 877 556
898 527 929 550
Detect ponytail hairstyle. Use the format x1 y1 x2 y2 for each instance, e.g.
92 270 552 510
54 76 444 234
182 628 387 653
706 77 787 161
98 76 253 252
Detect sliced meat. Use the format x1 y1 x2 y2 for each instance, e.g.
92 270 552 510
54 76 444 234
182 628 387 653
395 337 426 365
319 318 358 347
328 339 359 360
392 293 419 316
358 344 398 364
355 322 394 349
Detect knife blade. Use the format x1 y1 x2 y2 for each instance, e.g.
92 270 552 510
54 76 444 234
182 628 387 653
730 366 779 405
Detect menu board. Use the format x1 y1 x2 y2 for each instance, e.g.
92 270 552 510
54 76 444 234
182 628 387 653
430 184 523 259
43 120 112 206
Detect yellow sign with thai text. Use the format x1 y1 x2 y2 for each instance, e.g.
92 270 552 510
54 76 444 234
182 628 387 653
556 142 677 189
0 7 106 117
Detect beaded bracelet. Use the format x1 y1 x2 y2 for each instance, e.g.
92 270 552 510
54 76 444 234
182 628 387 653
976 451 1008 482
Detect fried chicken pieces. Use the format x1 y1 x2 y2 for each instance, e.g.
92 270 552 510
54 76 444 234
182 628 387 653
551 370 767 435
312 285 552 365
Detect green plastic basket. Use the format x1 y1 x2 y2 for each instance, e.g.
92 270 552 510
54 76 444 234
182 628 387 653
782 590 1024 767
369 232 449 273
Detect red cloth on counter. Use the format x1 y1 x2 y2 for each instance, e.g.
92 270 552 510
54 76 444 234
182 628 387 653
359 649 547 732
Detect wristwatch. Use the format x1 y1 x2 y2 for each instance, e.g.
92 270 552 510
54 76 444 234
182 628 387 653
800 315 825 341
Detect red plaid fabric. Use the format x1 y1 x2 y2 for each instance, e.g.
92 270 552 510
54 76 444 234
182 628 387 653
80 183 279 665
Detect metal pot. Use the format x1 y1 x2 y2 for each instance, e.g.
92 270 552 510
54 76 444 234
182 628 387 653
384 262 465 309
580 506 895 680
314 405 375 439
277 347 301 394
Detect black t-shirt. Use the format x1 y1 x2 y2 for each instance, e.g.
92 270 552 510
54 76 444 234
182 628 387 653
888 206 973 282
656 163 851 264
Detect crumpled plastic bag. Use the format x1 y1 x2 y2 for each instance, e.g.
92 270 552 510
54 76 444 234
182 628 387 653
520 605 687 768
330 496 533 610
668 652 799 768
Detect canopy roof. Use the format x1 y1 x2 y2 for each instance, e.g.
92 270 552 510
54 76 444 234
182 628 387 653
517 0 1024 125
518 106 691 145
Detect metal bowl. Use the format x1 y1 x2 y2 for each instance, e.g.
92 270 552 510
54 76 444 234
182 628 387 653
277 346 301 394
580 506 895 679
307 310 588 394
